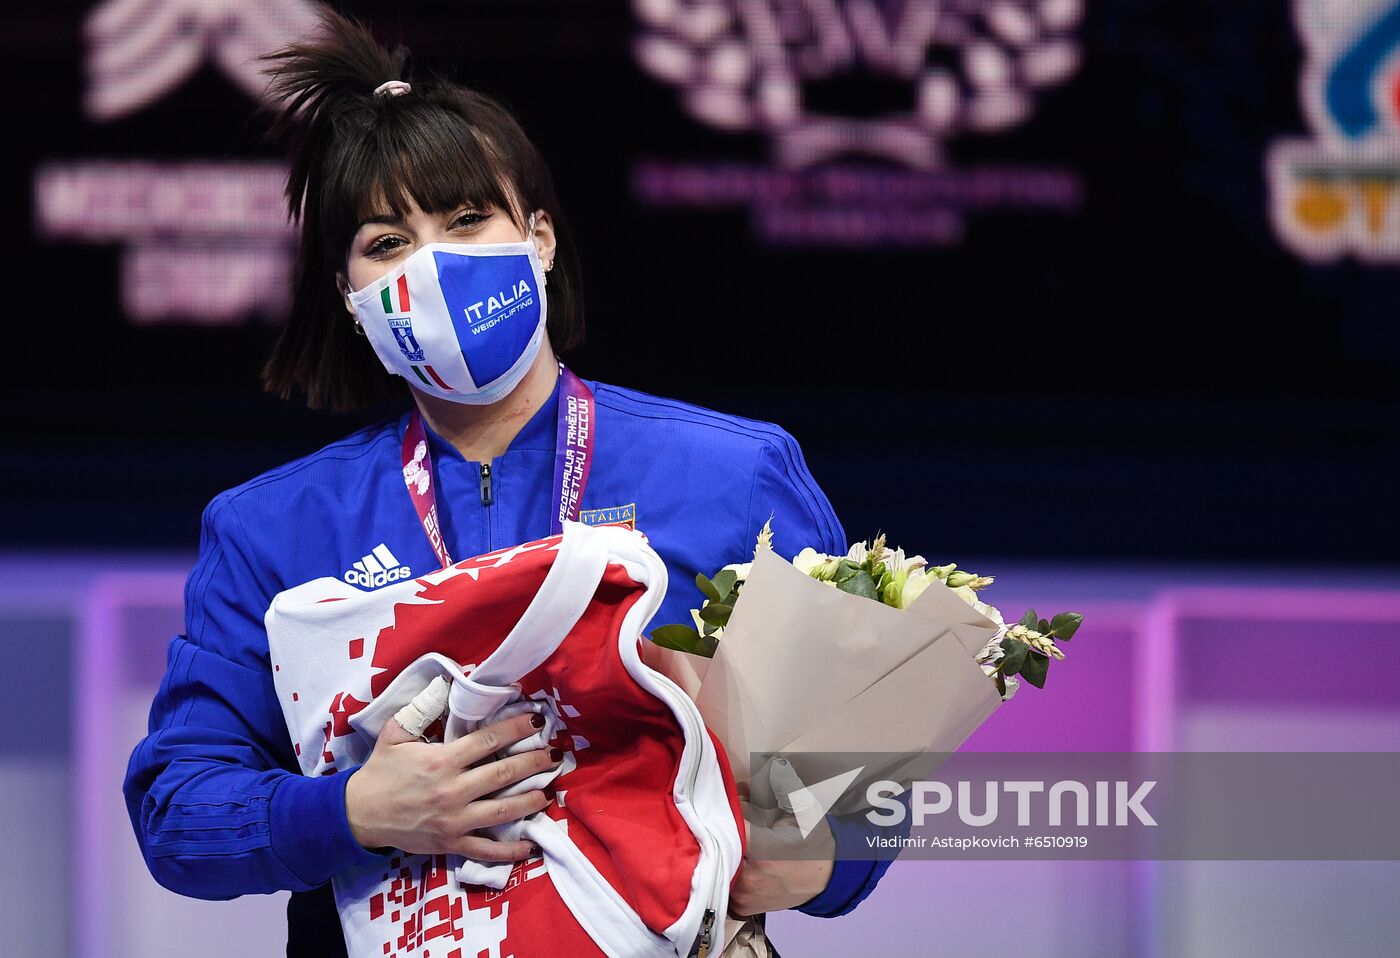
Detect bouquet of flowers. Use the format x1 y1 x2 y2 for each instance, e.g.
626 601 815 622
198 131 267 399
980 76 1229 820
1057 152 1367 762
652 523 1081 703
641 522 1083 807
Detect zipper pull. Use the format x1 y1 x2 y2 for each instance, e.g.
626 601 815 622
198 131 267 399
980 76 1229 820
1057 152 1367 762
688 908 716 958
479 463 493 506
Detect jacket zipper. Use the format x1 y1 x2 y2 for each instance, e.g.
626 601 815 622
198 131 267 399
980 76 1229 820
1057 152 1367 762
478 462 495 551
689 906 718 958
479 463 493 506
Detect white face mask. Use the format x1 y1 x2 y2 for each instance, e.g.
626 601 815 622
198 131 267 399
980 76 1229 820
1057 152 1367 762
347 212 548 405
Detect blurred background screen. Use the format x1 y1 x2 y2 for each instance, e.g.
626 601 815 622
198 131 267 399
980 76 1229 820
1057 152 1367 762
4 0 1396 561
1 2 1397 957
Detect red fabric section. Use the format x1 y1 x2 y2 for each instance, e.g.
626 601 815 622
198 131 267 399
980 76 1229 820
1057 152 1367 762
367 546 552 697
524 566 699 932
349 533 740 952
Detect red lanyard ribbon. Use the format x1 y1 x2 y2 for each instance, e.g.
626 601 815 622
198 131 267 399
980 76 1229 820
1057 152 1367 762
401 365 595 568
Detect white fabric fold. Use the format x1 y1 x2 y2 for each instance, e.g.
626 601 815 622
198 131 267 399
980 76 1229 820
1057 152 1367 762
448 693 566 888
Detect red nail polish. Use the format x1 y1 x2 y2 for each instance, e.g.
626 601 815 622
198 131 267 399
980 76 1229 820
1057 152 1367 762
530 713 546 729
549 747 563 763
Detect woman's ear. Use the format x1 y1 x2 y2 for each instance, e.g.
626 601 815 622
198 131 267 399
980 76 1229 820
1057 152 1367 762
529 209 558 272
335 271 354 316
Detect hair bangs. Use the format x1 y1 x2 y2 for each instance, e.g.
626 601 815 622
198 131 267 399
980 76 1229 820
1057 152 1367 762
321 103 519 263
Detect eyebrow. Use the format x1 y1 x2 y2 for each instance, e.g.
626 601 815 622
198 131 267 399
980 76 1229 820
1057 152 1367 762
356 213 402 230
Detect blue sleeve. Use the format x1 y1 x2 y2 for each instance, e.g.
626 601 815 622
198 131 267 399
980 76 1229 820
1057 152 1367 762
745 432 895 917
796 793 913 918
122 495 391 899
745 431 845 562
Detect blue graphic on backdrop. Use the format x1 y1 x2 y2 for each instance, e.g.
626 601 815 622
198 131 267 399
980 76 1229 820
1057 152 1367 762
1269 0 1400 261
388 317 425 362
434 250 539 386
1324 2 1400 139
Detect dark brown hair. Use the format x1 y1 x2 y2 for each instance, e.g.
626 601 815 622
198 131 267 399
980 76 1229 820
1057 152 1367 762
258 9 585 411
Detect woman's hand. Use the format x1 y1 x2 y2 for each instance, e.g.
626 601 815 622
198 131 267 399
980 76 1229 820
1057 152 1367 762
728 810 836 917
345 710 559 862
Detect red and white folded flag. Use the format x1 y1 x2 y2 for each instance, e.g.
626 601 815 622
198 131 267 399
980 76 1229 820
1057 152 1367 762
265 521 743 958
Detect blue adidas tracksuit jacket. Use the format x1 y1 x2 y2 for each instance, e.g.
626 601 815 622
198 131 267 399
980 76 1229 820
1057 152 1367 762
123 375 895 953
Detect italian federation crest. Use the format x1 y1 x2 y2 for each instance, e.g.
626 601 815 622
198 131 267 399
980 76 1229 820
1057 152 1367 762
1269 0 1400 261
389 318 426 363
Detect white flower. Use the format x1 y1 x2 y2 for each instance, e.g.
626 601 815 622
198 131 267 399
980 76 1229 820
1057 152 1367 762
883 546 921 575
975 635 1006 669
721 561 753 582
951 586 1007 630
895 570 935 609
846 541 869 564
973 599 1006 629
794 547 841 581
1000 675 1020 701
974 635 1018 700
792 548 828 576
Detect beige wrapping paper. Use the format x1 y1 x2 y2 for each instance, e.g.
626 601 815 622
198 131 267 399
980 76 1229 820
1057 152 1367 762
642 547 1008 948
691 548 1002 793
717 916 770 957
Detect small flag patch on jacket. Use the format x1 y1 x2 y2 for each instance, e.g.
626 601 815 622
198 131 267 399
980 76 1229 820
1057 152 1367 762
580 503 636 530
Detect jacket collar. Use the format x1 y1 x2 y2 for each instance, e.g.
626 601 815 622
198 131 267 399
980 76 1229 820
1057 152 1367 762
412 372 562 465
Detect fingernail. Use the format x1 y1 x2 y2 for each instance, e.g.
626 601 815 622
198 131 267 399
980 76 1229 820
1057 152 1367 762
549 747 563 763
529 842 542 857
530 713 546 729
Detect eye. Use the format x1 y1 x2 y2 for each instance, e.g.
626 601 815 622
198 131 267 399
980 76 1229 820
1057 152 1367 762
365 234 406 257
452 209 489 229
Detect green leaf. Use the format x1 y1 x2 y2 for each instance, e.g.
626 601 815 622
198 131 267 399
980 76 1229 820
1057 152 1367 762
994 673 1007 699
835 570 879 599
1019 608 1040 630
698 603 733 627
1049 612 1083 641
695 573 722 604
650 624 711 657
999 640 1029 676
713 569 738 600
834 559 862 581
1037 618 1052 636
1021 651 1049 689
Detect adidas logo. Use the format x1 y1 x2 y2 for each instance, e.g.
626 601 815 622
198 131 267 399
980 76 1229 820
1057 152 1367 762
344 544 412 589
